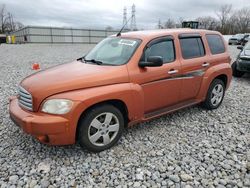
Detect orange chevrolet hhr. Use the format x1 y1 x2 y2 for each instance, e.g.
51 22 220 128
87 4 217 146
9 29 232 152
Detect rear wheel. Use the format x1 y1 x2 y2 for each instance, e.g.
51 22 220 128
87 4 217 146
232 61 245 77
78 104 124 152
202 79 225 110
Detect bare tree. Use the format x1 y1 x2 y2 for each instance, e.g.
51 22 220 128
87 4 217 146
0 4 23 33
175 17 184 28
196 16 218 30
233 8 250 33
14 21 24 31
216 4 232 34
0 4 7 33
157 19 163 29
164 18 175 28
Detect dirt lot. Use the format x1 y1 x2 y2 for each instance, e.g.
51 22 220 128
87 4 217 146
0 43 249 187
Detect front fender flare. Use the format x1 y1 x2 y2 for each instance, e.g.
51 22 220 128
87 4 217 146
47 83 145 141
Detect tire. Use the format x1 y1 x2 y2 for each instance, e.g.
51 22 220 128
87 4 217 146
77 104 124 152
232 61 245 77
202 79 225 110
228 43 232 45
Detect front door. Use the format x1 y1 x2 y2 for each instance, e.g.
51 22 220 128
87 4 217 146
135 36 182 114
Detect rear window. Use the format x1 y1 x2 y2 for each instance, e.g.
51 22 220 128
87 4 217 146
180 37 205 59
206 34 225 55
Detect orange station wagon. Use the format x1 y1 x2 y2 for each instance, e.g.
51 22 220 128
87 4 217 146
9 29 232 152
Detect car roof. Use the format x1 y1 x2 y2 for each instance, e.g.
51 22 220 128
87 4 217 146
117 29 221 40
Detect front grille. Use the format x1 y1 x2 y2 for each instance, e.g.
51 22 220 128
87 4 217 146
18 86 33 111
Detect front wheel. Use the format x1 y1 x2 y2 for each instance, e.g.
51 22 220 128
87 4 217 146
77 104 124 152
202 79 225 110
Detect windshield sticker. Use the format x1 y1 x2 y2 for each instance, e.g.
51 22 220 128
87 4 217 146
118 39 136 46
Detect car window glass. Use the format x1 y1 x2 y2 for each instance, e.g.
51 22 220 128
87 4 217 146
96 42 123 59
245 42 250 50
206 34 225 55
180 37 205 59
85 38 140 65
144 40 175 63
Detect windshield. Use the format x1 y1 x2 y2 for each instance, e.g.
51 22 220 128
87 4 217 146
85 37 140 65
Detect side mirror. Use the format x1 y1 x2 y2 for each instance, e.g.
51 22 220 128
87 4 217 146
237 46 243 50
139 56 163 68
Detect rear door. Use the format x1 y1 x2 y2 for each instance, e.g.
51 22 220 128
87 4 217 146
178 34 208 102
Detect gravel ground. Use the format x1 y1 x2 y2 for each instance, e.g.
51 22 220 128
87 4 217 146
0 43 249 188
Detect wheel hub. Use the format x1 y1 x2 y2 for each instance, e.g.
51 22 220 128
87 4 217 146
88 112 120 146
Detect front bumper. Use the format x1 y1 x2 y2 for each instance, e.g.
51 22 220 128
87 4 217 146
237 59 250 72
9 97 74 145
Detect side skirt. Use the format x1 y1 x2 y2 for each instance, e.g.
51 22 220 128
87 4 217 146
144 99 201 120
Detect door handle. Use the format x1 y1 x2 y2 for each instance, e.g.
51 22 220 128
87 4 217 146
202 62 210 67
168 69 178 74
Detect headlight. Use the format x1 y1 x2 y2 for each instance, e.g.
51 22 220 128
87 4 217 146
41 99 73 114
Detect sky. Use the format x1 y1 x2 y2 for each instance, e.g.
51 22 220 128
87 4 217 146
1 0 250 30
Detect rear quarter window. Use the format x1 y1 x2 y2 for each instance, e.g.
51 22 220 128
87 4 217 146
206 34 225 55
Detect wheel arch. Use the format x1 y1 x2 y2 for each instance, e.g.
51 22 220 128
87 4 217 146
214 74 228 87
197 63 232 101
75 99 129 141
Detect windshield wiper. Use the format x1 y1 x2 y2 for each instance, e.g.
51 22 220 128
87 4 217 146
77 56 85 62
84 58 103 65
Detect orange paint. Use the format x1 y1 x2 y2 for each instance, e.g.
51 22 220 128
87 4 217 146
9 29 232 146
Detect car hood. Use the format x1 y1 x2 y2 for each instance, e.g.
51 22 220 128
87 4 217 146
21 61 129 111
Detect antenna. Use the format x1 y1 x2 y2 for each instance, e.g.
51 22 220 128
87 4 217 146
130 4 137 31
116 15 132 37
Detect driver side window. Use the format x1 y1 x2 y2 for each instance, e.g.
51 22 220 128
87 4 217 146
144 40 175 63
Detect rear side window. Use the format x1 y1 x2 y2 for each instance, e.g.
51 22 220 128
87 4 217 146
144 40 175 63
206 34 225 54
180 37 205 59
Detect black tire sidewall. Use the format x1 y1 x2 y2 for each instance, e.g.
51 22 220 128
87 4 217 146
78 104 124 152
204 79 225 110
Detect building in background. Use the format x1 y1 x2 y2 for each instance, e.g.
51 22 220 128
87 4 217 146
10 26 120 44
0 34 6 44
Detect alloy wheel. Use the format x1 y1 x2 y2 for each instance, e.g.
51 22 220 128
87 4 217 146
211 84 224 107
88 112 120 147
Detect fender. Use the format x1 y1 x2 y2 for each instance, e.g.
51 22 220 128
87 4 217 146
44 83 145 139
196 63 232 101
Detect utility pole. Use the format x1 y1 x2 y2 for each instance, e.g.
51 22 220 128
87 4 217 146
158 19 163 29
122 7 128 30
130 4 137 31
